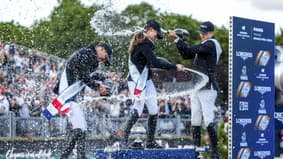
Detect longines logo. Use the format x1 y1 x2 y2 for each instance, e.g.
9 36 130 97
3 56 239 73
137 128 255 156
236 118 252 127
236 51 253 61
254 150 271 159
254 86 271 95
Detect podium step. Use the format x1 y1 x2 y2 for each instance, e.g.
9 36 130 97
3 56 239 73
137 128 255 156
95 148 195 159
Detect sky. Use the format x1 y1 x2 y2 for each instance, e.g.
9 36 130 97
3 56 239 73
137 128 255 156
0 0 283 34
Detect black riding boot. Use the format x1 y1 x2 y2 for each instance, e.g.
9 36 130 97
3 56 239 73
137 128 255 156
121 109 139 148
207 123 220 159
77 130 87 159
60 128 83 159
192 126 201 159
145 114 163 148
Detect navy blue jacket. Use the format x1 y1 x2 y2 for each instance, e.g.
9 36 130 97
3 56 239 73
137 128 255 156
175 38 220 90
53 45 105 95
128 39 177 81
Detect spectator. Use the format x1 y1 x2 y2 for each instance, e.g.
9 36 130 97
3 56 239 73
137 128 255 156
13 51 24 74
110 102 120 117
19 101 31 118
183 96 192 135
0 95 10 115
9 44 15 56
172 97 189 117
158 99 171 118
0 47 8 67
14 90 25 107
119 98 132 117
30 98 42 117
9 97 21 117
49 62 58 79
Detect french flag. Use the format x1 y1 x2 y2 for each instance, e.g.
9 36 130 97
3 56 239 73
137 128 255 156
42 97 70 120
42 81 85 120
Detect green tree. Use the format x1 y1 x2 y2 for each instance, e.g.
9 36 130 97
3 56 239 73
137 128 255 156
276 28 283 45
32 0 99 58
0 22 32 46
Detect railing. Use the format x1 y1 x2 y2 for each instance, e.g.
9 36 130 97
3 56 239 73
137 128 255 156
0 112 195 139
0 111 223 140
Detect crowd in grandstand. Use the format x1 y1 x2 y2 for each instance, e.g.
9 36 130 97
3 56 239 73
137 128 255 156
0 42 60 118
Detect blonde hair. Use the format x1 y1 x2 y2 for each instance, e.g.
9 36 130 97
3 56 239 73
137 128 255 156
128 30 148 54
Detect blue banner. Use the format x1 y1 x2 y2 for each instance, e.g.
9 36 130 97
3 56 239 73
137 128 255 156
230 16 275 159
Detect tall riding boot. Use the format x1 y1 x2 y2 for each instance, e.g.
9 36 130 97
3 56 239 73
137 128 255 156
146 114 163 148
76 130 87 159
121 109 139 148
60 128 82 159
207 123 220 159
192 126 201 159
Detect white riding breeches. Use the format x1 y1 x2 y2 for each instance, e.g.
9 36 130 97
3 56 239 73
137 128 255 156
128 80 159 116
68 101 87 131
190 88 217 127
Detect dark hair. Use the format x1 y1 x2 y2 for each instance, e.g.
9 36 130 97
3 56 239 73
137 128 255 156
128 30 148 54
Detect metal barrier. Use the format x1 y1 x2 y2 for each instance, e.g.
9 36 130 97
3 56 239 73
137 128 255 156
14 117 46 137
0 113 194 139
0 112 12 137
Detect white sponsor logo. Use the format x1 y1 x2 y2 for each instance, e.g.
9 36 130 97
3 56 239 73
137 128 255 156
239 101 249 111
253 27 263 33
236 118 252 127
240 132 248 147
258 99 266 114
256 133 269 145
254 150 271 159
237 26 251 39
256 74 269 81
254 86 271 95
240 65 248 81
253 37 273 42
236 51 253 61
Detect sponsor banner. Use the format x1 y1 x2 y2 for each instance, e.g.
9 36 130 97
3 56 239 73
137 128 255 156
230 16 275 159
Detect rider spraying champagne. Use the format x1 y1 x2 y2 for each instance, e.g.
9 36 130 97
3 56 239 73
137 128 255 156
167 21 222 159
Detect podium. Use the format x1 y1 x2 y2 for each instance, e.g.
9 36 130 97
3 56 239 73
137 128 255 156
95 148 195 159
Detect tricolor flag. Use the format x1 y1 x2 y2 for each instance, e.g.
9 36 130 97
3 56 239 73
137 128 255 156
42 81 85 120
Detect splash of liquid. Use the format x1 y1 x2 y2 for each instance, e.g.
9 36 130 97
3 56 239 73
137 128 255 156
84 67 208 102
90 6 142 37
89 5 209 102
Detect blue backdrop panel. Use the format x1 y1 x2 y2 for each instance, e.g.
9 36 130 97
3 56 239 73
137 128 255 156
95 148 195 159
231 16 275 159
